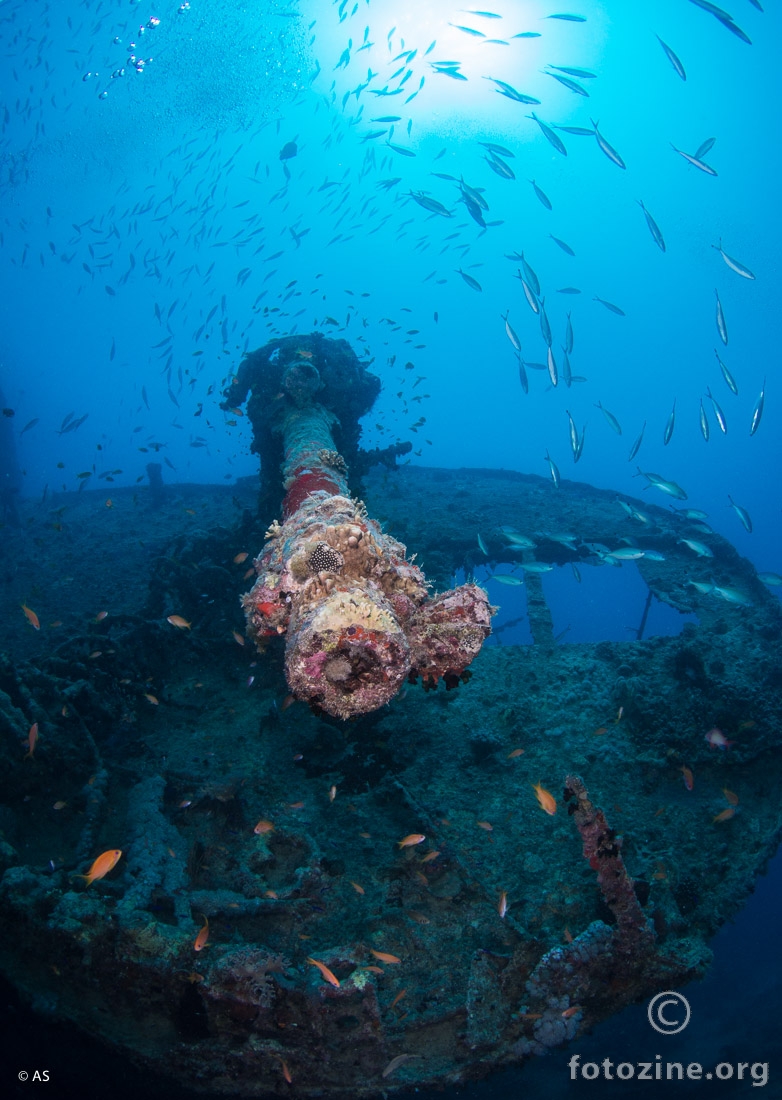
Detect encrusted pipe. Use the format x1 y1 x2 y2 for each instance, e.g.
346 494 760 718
240 362 493 719
564 775 655 953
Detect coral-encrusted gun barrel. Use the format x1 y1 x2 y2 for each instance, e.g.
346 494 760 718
239 359 493 719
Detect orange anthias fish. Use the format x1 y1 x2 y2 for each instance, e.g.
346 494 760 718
397 833 426 848
533 782 557 815
722 788 739 806
79 849 122 886
167 614 192 629
713 807 736 824
681 765 694 791
24 722 39 759
306 956 341 987
194 916 210 951
21 603 40 630
253 819 275 835
233 551 249 564
498 890 508 919
370 949 402 964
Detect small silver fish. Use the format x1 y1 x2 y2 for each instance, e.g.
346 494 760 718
545 69 589 96
521 252 540 295
699 399 710 442
715 290 728 345
518 355 529 394
550 234 575 256
519 275 540 314
566 411 579 458
594 296 625 316
544 450 560 488
706 386 728 434
543 532 578 550
749 379 765 436
591 119 626 169
714 350 738 395
689 580 716 595
637 468 688 500
539 299 552 345
561 350 573 388
530 179 552 209
546 345 558 388
714 585 752 607
628 421 646 462
727 495 752 534
678 538 713 558
637 200 666 252
528 112 568 156
484 152 515 179
656 36 686 81
520 560 554 573
596 400 622 435
456 268 482 291
712 241 755 281
607 547 645 561
502 530 537 549
663 400 676 446
503 312 521 351
671 144 717 176
574 424 586 462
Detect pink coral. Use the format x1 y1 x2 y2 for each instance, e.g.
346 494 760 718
302 651 329 678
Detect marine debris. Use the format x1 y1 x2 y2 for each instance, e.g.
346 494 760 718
225 335 493 718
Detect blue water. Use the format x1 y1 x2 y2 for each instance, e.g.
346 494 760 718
1 0 780 1095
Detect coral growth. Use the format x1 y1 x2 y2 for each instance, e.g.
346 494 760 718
243 492 492 718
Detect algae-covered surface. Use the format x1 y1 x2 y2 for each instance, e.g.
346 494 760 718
1 466 780 1096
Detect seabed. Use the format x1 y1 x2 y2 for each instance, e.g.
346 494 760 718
1 465 780 1095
